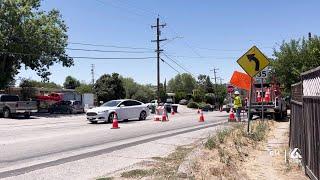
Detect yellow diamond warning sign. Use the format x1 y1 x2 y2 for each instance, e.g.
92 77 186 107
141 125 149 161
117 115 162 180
237 46 270 77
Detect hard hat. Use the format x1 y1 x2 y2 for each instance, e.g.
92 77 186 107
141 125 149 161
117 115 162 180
234 91 240 95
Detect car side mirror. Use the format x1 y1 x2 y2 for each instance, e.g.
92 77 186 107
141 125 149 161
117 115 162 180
120 104 125 108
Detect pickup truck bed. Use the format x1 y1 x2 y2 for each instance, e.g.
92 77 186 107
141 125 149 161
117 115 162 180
0 94 38 118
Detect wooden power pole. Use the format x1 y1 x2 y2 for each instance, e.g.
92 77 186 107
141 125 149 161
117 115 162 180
152 17 166 102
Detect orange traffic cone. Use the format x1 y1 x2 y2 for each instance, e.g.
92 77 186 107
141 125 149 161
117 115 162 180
257 91 262 102
171 110 175 115
228 109 235 122
199 110 205 122
162 109 168 122
265 88 271 102
111 113 120 129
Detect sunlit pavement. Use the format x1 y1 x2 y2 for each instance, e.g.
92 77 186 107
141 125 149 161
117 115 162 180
0 108 229 179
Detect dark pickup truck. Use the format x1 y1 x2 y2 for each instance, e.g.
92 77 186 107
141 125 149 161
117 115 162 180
0 94 38 118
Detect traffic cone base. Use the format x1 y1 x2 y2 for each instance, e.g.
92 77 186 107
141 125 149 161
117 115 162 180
199 111 205 122
111 113 120 129
162 109 168 122
228 110 236 122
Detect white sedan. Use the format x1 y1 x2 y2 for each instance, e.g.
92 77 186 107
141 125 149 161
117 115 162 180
86 99 150 124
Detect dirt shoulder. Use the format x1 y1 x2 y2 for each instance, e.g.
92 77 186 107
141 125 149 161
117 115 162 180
99 121 307 180
242 121 307 180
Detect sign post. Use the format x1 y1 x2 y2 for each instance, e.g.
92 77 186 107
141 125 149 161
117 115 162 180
261 78 264 121
237 46 270 132
247 77 253 132
256 70 268 122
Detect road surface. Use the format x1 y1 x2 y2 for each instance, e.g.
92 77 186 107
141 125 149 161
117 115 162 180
0 108 229 179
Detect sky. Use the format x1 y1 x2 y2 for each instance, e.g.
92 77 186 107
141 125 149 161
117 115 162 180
18 0 320 86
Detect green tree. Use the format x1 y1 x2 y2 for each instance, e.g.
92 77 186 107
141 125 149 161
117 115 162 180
192 88 205 102
0 0 72 89
197 74 214 93
19 78 62 89
63 76 80 89
93 73 125 103
120 77 156 103
159 83 167 103
168 73 196 94
19 79 37 100
215 84 227 105
75 83 93 94
272 36 320 93
121 77 138 99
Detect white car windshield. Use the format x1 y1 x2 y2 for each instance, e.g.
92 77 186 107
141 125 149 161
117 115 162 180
101 100 122 107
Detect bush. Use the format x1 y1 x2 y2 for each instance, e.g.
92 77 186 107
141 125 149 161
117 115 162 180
192 88 205 102
197 102 209 109
249 122 268 142
175 91 187 103
204 93 215 105
217 129 231 143
187 101 199 109
205 136 218 150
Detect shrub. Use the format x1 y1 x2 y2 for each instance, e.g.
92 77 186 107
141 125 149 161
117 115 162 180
217 129 231 143
187 101 199 109
204 93 215 105
205 136 218 150
175 91 187 103
192 88 205 102
249 123 268 141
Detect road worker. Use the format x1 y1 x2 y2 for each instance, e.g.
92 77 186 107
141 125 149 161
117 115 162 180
233 91 242 122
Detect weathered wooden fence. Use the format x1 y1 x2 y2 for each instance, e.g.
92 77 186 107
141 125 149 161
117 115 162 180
290 66 320 180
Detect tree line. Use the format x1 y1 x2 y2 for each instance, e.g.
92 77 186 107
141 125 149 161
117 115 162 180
271 35 320 94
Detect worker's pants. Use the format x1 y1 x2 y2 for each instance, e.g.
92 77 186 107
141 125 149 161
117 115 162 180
235 108 241 121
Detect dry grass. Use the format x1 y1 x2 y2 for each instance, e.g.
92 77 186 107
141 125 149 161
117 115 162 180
101 121 272 180
117 146 194 179
189 121 272 179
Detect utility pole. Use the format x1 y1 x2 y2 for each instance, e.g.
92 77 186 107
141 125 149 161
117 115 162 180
151 17 166 102
308 32 312 40
210 68 219 91
91 64 95 85
218 77 224 85
210 67 219 108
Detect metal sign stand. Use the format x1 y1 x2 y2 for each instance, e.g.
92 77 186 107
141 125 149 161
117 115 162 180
261 78 264 121
247 77 253 133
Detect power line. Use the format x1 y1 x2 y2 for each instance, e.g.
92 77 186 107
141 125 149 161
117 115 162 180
162 53 193 75
94 0 152 26
72 56 156 60
0 51 156 60
66 48 154 54
168 54 237 59
165 26 203 58
160 58 181 74
68 42 153 50
194 46 274 52
117 0 158 17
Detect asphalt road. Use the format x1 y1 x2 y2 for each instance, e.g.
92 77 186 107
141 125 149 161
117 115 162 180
0 108 229 179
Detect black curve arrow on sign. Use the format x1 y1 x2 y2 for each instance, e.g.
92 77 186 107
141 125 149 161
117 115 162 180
246 54 260 71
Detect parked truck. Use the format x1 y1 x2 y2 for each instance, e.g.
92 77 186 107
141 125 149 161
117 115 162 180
249 82 287 120
0 94 38 118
